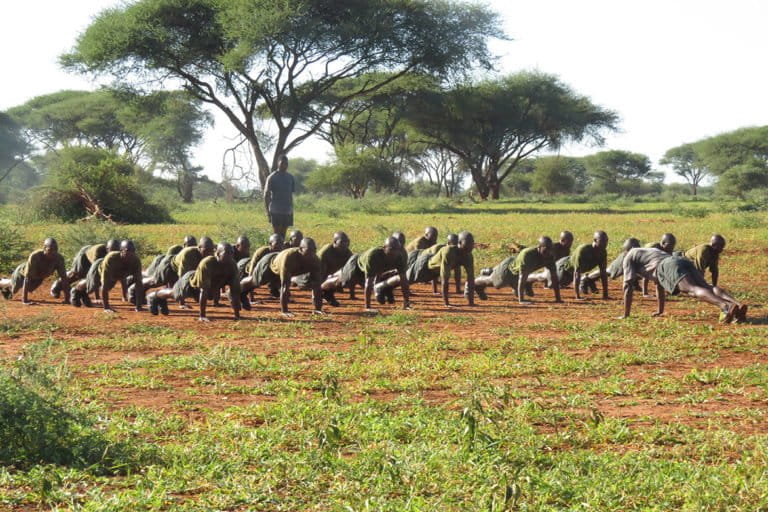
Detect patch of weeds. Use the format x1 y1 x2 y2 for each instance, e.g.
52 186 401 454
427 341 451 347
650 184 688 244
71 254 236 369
0 340 156 474
0 310 58 338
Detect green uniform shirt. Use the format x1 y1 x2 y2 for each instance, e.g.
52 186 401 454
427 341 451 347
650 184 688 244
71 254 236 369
172 247 203 276
190 255 241 297
246 246 276 275
99 251 142 288
21 250 67 280
406 235 434 252
166 244 183 256
358 247 407 277
428 245 474 281
317 244 353 277
511 247 554 275
644 242 662 250
423 243 445 256
564 244 607 273
552 242 570 261
684 244 719 275
270 248 321 284
234 247 250 261
85 244 108 263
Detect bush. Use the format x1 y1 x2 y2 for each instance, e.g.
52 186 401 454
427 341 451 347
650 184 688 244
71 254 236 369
0 218 30 273
216 223 272 246
729 212 765 229
0 340 156 474
29 147 172 224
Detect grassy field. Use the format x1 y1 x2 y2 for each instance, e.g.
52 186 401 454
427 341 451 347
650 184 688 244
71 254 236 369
1 198 768 510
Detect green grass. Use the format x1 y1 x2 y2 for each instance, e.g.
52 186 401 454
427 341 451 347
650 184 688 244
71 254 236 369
2 198 768 509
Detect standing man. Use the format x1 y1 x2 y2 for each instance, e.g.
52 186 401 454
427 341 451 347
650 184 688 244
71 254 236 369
263 154 295 239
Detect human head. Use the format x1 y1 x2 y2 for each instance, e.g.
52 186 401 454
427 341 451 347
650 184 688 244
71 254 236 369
299 237 317 258
710 234 726 254
391 231 406 248
236 235 250 254
183 235 197 247
622 237 641 252
457 231 474 252
537 235 554 258
199 236 215 257
593 230 609 250
383 236 401 256
120 239 137 260
216 242 234 263
332 231 350 250
268 233 284 251
277 154 289 172
42 237 59 256
106 239 120 252
559 230 574 249
288 230 303 247
660 233 676 253
446 233 459 246
424 226 438 243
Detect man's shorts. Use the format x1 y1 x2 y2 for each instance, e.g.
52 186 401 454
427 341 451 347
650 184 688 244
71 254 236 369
269 212 293 228
339 254 363 289
9 265 44 295
657 256 709 295
172 270 199 301
70 246 92 279
406 251 439 284
488 255 517 289
152 255 178 286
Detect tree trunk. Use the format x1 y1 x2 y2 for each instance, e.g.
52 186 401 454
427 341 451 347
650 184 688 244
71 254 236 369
470 167 490 200
691 182 697 196
490 182 500 199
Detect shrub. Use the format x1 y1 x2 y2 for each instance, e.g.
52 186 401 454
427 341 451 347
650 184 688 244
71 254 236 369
28 147 171 224
0 218 30 273
729 212 765 229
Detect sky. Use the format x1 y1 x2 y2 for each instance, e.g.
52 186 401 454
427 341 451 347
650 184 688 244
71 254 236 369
2 0 767 183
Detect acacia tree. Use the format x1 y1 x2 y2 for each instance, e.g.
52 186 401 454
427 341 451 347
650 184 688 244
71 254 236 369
695 126 768 196
9 89 212 202
62 0 503 188
405 72 618 199
411 147 465 197
583 150 654 194
660 143 709 196
130 91 214 202
0 113 31 183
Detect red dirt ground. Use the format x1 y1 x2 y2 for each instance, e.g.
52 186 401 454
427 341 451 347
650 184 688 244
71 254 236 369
1 279 765 432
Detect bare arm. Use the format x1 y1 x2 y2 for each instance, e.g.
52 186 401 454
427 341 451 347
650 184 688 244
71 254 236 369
711 267 719 288
199 288 209 320
621 282 633 318
133 273 144 312
574 269 582 300
653 282 665 316
600 264 609 300
518 270 530 304
364 275 375 310
280 278 291 314
21 277 31 304
400 272 411 309
312 283 323 312
441 276 451 307
101 284 112 311
548 264 562 303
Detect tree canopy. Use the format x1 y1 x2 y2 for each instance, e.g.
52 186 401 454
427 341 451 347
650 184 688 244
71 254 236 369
583 149 654 195
660 143 709 196
404 72 618 199
62 0 503 187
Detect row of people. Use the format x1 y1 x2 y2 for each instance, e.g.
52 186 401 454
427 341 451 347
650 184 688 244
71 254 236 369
0 228 745 323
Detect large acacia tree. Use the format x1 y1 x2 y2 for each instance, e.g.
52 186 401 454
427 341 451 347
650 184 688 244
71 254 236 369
405 72 618 199
62 0 503 187
660 143 709 196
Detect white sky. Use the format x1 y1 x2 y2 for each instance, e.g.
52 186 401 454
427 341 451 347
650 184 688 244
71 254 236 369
2 0 767 183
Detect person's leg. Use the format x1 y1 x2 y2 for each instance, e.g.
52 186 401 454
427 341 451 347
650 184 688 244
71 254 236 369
677 276 738 322
712 286 740 304
526 270 548 283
